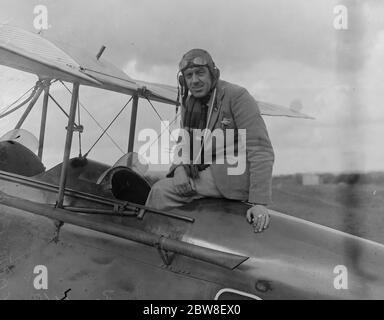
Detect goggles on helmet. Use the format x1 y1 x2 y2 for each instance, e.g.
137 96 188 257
179 56 210 72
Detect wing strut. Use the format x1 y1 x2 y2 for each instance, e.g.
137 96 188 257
13 80 47 129
127 94 139 158
37 83 50 160
56 82 80 208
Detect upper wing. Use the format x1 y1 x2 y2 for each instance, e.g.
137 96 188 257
49 39 178 105
0 24 100 85
0 25 314 118
0 25 178 105
132 79 179 105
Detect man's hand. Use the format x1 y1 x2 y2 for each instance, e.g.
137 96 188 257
173 166 195 196
246 204 270 233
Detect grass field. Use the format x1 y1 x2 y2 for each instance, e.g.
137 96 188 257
269 180 384 245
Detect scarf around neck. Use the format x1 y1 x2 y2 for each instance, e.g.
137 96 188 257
181 92 216 177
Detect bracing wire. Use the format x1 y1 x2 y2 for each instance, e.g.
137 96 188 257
0 79 57 120
48 93 79 126
59 81 125 154
0 85 35 116
138 97 181 158
144 96 180 141
0 83 40 119
84 96 133 158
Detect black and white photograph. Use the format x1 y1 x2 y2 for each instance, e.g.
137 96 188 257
0 0 383 305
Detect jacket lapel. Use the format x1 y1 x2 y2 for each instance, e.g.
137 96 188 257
207 81 225 132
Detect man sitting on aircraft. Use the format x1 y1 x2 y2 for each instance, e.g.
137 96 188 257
144 48 274 233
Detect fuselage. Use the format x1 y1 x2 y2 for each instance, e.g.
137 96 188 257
1 151 384 300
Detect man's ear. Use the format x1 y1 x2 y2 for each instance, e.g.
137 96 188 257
178 73 188 100
210 68 220 88
214 68 220 81
178 73 184 87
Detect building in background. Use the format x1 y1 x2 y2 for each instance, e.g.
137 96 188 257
302 173 321 186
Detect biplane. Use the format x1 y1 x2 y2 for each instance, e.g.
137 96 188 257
0 25 383 300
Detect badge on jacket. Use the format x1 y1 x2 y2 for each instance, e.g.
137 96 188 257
221 117 232 127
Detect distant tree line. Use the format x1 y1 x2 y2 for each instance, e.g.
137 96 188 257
274 172 384 185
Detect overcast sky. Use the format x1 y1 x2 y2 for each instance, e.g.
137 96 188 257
0 0 383 174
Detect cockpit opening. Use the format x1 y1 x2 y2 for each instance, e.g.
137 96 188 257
97 166 151 205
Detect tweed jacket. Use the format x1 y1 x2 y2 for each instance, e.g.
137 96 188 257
168 79 274 205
